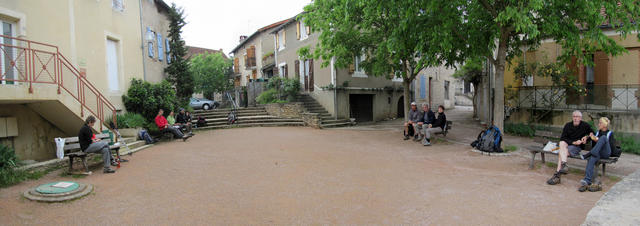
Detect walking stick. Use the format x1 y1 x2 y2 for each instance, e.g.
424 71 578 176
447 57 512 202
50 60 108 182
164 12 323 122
108 122 132 168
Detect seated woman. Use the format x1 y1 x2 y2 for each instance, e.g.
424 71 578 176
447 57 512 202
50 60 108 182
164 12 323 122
579 117 615 192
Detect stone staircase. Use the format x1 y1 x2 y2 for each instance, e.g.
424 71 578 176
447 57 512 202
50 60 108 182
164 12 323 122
295 94 352 128
192 107 305 130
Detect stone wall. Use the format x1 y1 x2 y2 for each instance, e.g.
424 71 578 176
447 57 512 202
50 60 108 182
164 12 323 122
301 113 321 129
262 102 305 118
508 109 640 136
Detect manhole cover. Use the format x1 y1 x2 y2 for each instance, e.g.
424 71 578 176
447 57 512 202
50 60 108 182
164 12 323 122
35 181 80 194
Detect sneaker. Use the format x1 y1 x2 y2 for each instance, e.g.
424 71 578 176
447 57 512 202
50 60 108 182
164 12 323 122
182 135 191 142
103 168 116 173
423 140 431 146
111 161 118 166
588 183 602 192
547 173 561 185
558 162 569 175
403 135 410 140
578 179 590 192
119 158 129 163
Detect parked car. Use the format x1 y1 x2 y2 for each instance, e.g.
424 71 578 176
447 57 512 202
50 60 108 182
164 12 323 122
190 98 219 110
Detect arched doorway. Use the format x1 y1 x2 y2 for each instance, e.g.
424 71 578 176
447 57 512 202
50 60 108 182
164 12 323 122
397 96 404 118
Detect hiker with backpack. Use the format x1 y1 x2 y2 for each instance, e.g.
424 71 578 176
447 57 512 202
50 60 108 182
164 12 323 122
547 110 593 185
577 117 620 192
403 102 421 141
421 105 446 146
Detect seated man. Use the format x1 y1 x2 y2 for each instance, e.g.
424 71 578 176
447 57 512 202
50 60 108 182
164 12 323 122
417 103 435 140
175 108 193 134
403 102 421 140
547 110 593 185
79 116 115 173
422 105 446 146
155 109 190 141
578 117 615 192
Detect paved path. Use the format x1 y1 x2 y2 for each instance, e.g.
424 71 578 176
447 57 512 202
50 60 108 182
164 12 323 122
0 126 614 225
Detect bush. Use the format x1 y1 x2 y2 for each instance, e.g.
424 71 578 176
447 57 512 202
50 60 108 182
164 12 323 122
266 77 301 102
616 135 640 155
504 123 535 137
257 89 279 104
115 112 147 129
0 144 24 187
122 79 178 120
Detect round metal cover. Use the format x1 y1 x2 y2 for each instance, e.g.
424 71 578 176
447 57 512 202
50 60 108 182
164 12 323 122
35 181 80 194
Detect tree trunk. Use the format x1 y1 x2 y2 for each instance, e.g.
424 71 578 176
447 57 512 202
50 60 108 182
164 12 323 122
492 29 509 132
472 82 479 118
403 80 411 122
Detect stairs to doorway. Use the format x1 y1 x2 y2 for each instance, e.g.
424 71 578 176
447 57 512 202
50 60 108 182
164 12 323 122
295 93 352 128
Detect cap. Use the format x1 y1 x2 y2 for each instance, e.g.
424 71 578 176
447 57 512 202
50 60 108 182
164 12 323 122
411 102 416 106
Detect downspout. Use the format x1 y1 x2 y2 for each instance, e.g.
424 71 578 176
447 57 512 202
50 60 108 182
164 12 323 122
138 0 148 81
331 57 337 120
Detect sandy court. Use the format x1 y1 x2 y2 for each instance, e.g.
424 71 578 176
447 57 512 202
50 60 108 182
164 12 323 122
0 126 608 225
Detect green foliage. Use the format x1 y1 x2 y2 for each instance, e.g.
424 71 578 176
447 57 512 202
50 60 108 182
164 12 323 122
165 3 193 106
256 89 280 104
504 145 518 152
116 112 147 129
514 61 585 94
452 57 484 85
122 79 178 120
504 123 535 137
266 77 301 102
190 52 233 100
0 144 17 170
616 135 640 155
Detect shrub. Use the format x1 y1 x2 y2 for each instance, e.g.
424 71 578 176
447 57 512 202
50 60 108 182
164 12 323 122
257 89 279 104
0 144 24 187
504 122 535 137
266 77 300 102
116 112 147 129
122 79 178 120
616 135 640 155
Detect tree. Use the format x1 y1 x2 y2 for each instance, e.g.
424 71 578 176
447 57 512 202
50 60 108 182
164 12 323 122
452 57 485 118
190 52 233 100
302 0 456 119
431 0 640 131
165 3 193 106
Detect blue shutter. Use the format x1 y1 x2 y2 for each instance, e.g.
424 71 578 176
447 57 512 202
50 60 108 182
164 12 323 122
165 38 171 63
157 34 163 61
420 75 426 99
147 27 154 58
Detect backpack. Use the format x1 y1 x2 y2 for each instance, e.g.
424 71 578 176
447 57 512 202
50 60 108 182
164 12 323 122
471 125 503 152
404 124 415 137
197 116 207 127
138 129 155 144
227 111 237 125
595 130 622 157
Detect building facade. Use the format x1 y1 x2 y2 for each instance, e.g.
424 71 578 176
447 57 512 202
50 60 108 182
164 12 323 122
0 0 170 161
140 0 172 84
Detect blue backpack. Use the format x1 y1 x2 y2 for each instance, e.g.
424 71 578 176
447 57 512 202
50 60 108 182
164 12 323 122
471 125 503 152
138 129 155 144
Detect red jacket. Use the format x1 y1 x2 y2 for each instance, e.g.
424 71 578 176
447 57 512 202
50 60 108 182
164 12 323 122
155 115 168 130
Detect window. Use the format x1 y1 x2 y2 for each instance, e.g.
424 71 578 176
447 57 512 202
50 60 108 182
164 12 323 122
352 54 367 78
278 63 287 78
444 80 450 100
106 39 120 91
157 34 163 61
277 30 285 50
1 21 16 85
112 0 125 11
298 21 309 40
147 27 154 58
165 39 171 63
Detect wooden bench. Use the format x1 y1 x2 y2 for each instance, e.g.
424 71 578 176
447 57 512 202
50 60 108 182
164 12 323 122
527 130 619 180
434 121 453 137
59 133 122 174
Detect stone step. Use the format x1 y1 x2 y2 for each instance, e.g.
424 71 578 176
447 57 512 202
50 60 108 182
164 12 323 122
200 118 304 127
320 122 353 128
193 111 269 118
193 115 281 123
120 143 154 156
193 107 265 114
322 119 351 124
123 140 146 150
194 109 268 115
194 122 305 130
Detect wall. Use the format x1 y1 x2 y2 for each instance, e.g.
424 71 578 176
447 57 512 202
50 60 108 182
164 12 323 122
508 109 640 135
262 102 304 118
141 0 171 84
413 66 457 110
0 104 66 161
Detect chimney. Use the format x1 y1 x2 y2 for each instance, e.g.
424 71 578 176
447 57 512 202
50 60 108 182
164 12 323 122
239 35 248 42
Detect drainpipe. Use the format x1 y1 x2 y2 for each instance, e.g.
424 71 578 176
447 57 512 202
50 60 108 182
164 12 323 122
138 0 148 81
331 57 338 120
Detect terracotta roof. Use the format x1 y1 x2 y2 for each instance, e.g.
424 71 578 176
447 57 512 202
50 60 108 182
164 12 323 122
185 46 228 59
230 18 291 54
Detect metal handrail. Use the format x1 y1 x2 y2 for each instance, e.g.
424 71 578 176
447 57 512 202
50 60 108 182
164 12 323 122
0 34 116 130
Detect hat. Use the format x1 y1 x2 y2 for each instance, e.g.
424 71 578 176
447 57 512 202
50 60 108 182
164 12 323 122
179 108 185 112
411 102 416 106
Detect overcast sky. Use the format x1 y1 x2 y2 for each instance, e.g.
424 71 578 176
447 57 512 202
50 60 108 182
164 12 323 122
164 0 312 56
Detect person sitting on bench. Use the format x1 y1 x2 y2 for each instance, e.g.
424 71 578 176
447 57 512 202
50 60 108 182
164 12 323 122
155 109 190 141
167 110 177 127
79 116 116 173
175 108 193 135
578 117 615 192
403 102 421 141
547 110 593 185
422 105 446 146
417 103 435 141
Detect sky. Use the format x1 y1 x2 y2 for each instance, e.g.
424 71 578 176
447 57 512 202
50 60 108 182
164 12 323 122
164 0 312 56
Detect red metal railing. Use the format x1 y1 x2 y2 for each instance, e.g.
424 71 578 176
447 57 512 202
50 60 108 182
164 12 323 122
0 34 116 130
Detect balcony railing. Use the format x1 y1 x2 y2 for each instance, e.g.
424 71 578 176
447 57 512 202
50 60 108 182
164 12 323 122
0 34 116 130
506 84 640 112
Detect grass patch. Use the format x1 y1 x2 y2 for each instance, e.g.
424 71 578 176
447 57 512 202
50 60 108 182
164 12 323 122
504 145 518 152
432 138 451 145
545 162 557 168
504 122 535 137
607 175 621 182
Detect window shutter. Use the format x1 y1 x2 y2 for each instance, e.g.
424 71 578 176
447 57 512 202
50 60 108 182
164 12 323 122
283 30 286 47
309 59 314 91
296 22 301 40
165 39 171 63
306 25 311 35
157 34 164 61
348 63 355 74
147 27 154 58
295 60 300 79
275 33 279 48
284 64 288 78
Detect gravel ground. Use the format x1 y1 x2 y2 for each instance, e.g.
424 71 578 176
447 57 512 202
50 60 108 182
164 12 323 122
0 126 612 225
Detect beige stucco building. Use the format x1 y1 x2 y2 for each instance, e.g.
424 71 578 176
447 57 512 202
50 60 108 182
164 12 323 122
140 0 172 84
0 0 170 161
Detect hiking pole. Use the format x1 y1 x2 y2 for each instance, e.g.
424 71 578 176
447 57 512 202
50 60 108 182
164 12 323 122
108 122 132 168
